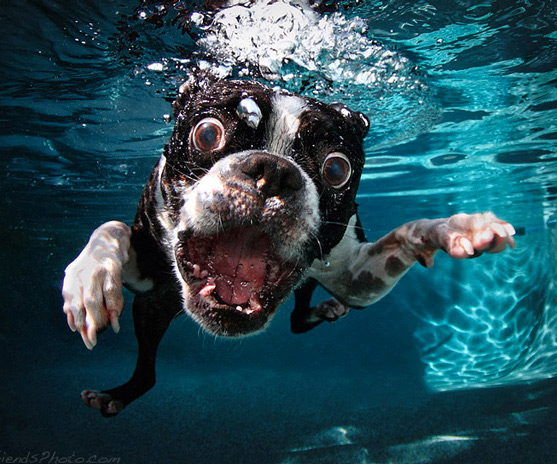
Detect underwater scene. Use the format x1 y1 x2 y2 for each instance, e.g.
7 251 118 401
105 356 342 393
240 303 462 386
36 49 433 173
1 0 556 462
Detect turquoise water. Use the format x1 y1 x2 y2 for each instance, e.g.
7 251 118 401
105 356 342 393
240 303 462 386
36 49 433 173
1 1 555 463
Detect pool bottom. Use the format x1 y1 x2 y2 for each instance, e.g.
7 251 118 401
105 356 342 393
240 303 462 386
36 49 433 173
1 357 555 464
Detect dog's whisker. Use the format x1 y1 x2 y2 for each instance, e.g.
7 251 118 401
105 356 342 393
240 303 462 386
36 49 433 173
216 212 224 234
308 230 326 262
321 219 370 233
171 309 183 321
170 164 210 184
282 257 302 282
198 324 205 345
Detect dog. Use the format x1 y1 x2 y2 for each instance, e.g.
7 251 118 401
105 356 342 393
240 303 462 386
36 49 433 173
62 71 516 416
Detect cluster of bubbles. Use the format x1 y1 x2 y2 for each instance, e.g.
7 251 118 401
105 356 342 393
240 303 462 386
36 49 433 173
133 0 435 145
196 0 416 89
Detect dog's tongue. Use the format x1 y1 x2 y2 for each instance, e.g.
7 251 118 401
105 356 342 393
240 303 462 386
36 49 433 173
209 228 270 305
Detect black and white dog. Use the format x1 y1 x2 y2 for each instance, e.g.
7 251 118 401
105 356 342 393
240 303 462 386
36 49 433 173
62 72 515 416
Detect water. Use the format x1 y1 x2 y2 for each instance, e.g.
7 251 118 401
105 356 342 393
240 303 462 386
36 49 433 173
1 0 555 462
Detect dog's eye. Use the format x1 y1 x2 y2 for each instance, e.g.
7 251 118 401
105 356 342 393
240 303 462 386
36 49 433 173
191 118 225 152
322 152 352 189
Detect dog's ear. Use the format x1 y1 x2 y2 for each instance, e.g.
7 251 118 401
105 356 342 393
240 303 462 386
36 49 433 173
330 103 370 140
172 70 220 117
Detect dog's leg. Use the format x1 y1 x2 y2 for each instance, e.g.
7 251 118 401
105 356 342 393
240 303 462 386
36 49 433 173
291 278 350 333
307 212 516 326
291 278 318 334
62 221 153 349
81 288 180 417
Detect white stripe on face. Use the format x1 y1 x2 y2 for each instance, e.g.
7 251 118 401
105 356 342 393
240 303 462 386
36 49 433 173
266 93 307 156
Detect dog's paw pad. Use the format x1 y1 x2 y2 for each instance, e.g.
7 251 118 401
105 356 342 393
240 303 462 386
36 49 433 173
81 390 123 417
314 298 349 322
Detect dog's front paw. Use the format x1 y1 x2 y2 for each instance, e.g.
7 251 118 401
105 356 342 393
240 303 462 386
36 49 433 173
291 298 350 334
442 213 516 259
62 221 130 349
312 298 350 323
81 390 124 417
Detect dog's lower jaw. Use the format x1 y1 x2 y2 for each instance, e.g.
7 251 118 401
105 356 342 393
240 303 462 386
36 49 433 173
181 289 283 337
177 264 304 337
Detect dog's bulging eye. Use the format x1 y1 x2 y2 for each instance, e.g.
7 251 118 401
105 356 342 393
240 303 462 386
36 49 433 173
322 152 352 189
191 118 225 152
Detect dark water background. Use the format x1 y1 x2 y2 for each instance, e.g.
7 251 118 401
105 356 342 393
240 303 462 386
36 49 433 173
1 1 556 463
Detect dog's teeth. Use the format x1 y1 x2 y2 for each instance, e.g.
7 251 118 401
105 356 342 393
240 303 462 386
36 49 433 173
200 283 216 297
192 264 203 278
249 294 263 313
236 305 243 312
200 270 209 279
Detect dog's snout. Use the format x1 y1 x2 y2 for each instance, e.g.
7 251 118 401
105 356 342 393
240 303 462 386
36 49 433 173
239 153 303 197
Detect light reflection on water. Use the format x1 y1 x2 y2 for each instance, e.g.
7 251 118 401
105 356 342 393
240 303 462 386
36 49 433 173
410 229 556 391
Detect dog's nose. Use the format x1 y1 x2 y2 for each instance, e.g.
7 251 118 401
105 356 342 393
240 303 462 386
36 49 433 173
238 153 303 197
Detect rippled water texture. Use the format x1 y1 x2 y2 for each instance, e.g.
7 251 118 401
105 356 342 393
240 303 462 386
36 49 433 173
1 0 556 463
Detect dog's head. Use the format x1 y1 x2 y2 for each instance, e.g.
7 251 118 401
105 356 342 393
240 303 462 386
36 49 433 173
159 72 369 336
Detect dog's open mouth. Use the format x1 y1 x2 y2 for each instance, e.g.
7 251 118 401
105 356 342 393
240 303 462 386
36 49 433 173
175 226 300 335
